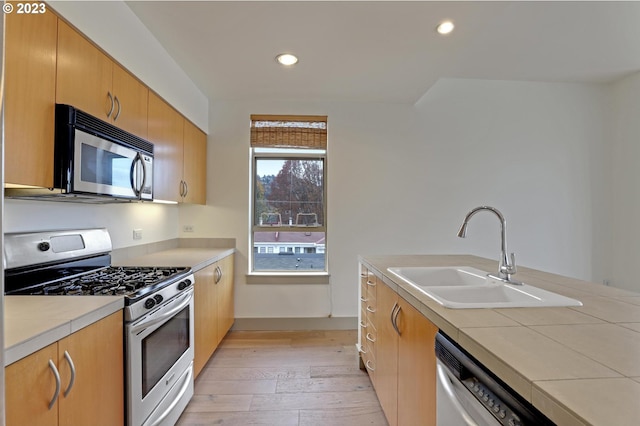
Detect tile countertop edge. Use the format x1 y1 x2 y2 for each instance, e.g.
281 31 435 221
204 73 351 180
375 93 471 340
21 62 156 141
358 254 640 426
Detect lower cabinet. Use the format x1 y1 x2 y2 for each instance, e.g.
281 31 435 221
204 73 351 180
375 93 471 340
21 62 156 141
5 311 124 426
361 267 438 426
194 254 235 377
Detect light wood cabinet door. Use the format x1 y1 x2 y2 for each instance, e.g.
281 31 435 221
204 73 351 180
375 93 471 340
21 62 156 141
57 311 124 426
5 312 124 426
397 298 438 426
5 342 59 426
183 120 208 204
148 92 184 202
111 64 149 138
56 20 113 121
376 282 399 426
194 264 218 377
4 4 57 187
216 255 235 344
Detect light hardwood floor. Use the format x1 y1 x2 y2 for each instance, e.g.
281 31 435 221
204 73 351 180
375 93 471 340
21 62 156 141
177 330 389 426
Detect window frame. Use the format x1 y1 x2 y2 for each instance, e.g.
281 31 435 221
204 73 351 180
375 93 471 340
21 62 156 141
249 148 328 277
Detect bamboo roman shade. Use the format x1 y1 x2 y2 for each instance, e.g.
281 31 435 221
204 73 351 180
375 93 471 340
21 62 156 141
250 115 327 149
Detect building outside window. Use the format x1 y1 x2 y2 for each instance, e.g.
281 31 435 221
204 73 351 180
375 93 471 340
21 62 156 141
249 115 327 273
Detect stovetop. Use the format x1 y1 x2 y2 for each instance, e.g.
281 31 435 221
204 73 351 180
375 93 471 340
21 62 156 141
12 266 190 296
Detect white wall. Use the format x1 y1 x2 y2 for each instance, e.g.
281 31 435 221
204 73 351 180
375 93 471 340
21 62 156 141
610 71 640 291
178 79 612 319
4 200 179 249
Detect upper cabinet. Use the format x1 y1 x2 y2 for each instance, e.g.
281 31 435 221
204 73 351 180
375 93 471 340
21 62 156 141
56 20 149 138
183 120 208 205
148 92 207 204
4 4 58 187
5 10 204 197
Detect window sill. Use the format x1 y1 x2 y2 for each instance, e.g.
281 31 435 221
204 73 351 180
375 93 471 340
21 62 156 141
246 272 330 285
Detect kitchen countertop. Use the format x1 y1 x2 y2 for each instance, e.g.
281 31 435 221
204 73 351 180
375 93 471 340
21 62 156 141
4 247 234 366
359 254 640 426
113 247 234 270
4 296 123 366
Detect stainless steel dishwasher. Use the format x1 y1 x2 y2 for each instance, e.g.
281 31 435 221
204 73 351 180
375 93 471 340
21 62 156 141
435 332 555 426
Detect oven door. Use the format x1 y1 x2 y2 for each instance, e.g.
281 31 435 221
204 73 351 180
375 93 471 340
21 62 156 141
73 128 152 200
127 288 194 426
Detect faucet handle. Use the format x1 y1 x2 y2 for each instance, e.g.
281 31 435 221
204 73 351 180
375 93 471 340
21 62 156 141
508 252 517 274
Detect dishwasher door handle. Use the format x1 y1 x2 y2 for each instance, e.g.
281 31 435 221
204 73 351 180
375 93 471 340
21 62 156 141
436 361 480 426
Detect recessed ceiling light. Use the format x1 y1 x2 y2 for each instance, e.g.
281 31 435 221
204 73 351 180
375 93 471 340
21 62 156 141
436 20 455 35
276 53 299 66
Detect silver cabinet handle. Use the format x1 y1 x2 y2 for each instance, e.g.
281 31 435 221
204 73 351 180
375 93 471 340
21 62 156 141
214 265 222 284
360 296 367 303
179 180 186 197
390 303 401 336
106 91 114 118
183 180 189 197
366 305 375 313
113 96 121 121
366 332 376 343
63 351 76 397
48 359 61 410
359 320 366 328
365 359 375 372
366 280 376 286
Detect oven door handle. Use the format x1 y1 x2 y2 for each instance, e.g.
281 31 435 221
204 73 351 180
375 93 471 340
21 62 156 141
145 366 193 426
130 291 193 335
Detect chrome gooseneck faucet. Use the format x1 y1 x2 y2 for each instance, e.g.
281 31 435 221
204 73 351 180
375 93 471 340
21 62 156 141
457 206 522 285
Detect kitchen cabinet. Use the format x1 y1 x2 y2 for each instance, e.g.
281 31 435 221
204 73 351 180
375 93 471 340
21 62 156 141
359 266 378 384
5 311 124 426
56 20 148 138
360 266 438 426
148 91 207 204
194 254 235 377
216 254 235 345
183 119 208 204
4 2 57 187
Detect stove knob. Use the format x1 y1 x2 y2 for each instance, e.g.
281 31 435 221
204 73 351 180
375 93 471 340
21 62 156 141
154 294 164 304
144 298 155 309
38 242 51 251
178 279 192 290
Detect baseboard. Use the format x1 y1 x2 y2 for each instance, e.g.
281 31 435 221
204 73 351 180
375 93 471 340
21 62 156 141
231 316 357 331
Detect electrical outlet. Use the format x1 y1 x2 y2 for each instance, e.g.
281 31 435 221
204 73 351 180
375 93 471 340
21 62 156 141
133 229 143 240
183 225 194 233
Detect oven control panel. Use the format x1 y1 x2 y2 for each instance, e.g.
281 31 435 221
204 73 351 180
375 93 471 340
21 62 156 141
125 274 194 321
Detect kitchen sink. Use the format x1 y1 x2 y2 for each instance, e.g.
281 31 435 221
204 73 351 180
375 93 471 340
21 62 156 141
386 266 582 309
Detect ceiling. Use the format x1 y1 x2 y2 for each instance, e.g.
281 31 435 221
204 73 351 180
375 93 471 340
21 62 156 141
126 1 640 104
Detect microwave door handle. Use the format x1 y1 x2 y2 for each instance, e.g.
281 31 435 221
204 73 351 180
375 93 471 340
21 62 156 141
130 153 146 197
129 154 140 197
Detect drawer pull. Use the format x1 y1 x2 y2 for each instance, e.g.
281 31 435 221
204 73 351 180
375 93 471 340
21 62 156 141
359 320 367 328
366 280 376 286
366 305 376 313
366 332 376 343
365 359 375 372
360 296 368 303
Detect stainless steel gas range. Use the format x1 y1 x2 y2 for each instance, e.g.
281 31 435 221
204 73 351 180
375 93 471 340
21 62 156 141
4 228 195 426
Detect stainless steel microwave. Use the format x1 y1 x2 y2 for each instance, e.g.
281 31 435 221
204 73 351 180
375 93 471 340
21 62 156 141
53 104 153 201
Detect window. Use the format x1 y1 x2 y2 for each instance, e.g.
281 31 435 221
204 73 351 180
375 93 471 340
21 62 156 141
250 115 327 274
